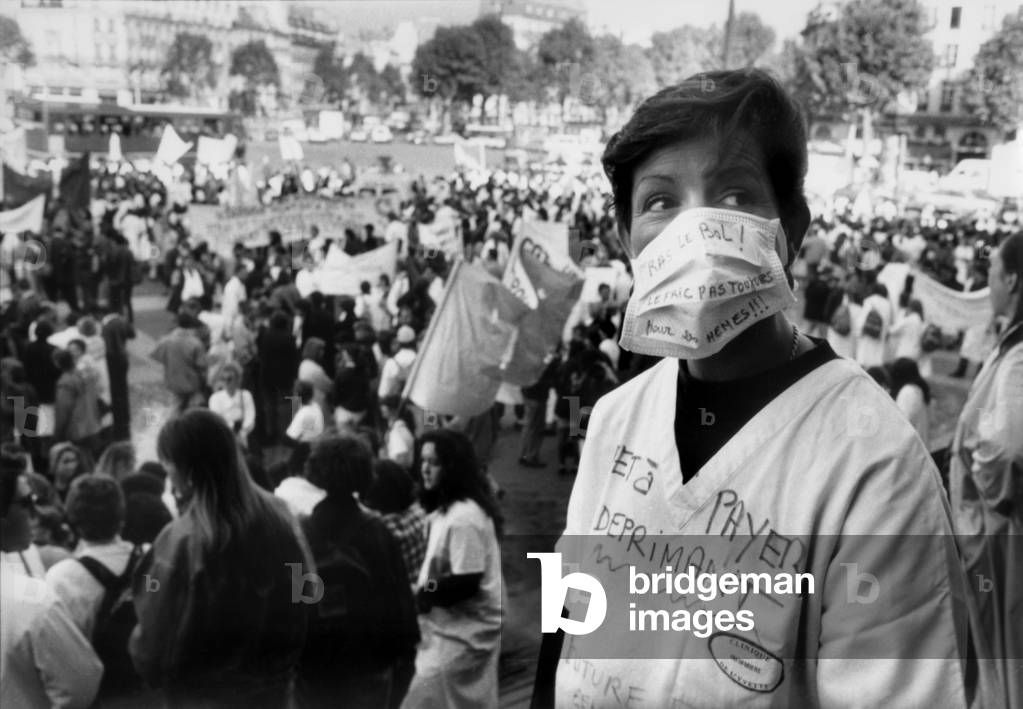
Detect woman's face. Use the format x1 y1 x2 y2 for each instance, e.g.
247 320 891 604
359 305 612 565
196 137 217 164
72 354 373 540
221 371 239 393
163 459 193 507
625 133 781 258
55 451 79 487
420 442 443 491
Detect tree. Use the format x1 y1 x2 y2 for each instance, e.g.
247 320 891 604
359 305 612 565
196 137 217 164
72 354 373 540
536 18 595 117
412 25 489 129
961 12 1023 135
793 0 934 122
718 12 776 68
376 64 406 108
0 15 34 67
229 40 279 116
312 45 348 104
589 34 657 121
470 14 521 115
647 26 718 87
161 32 216 100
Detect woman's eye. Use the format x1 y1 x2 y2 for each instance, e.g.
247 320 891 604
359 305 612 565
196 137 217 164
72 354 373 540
642 194 675 212
719 192 750 207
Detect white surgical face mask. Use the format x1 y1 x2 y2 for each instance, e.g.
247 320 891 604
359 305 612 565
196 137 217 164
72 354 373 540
619 208 796 360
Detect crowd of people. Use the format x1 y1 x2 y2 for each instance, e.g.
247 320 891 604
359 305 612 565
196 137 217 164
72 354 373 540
1 85 1021 706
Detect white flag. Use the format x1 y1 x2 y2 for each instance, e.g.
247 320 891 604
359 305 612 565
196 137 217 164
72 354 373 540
279 135 304 162
0 195 45 234
155 125 192 165
453 140 485 171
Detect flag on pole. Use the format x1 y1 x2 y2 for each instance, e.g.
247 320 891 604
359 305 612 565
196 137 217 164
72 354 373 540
501 227 584 386
403 260 530 418
279 134 304 162
58 153 91 212
155 125 192 165
503 220 581 308
2 164 51 209
0 195 46 234
453 140 486 172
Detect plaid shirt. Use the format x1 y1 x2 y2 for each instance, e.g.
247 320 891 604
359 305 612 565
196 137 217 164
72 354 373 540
381 503 429 586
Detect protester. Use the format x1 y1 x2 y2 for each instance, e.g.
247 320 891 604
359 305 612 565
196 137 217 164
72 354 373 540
379 325 417 399
130 409 310 708
890 357 932 442
257 310 299 444
950 232 1023 709
0 451 103 709
402 429 504 709
379 394 416 469
298 434 420 709
52 348 102 460
150 312 208 413
537 69 969 707
208 361 256 450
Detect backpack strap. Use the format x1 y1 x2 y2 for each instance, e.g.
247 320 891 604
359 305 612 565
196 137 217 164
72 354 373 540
77 545 144 594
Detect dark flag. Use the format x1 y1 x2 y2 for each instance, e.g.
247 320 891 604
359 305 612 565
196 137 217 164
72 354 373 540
58 152 91 212
2 164 52 209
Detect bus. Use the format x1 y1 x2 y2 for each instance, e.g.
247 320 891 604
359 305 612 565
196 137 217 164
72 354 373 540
464 123 513 149
13 96 245 157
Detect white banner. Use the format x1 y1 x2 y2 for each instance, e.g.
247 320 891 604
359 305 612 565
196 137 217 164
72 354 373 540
313 240 398 295
453 140 485 171
155 125 192 165
878 263 992 331
0 195 45 234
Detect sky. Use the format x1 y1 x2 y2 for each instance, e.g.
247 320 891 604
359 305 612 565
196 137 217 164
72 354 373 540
312 0 823 46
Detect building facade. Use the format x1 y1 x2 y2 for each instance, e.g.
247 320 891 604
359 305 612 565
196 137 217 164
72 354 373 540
479 0 586 50
12 0 335 108
807 0 1022 173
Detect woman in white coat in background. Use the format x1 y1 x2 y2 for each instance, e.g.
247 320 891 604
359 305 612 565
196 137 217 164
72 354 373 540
950 232 1023 709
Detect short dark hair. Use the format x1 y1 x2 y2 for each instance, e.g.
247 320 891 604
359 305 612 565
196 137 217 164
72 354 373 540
602 68 810 257
66 475 125 541
0 450 26 517
306 434 373 498
294 380 313 405
365 459 414 514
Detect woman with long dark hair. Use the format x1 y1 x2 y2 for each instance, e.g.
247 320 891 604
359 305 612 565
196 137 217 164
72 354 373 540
129 409 310 708
889 357 931 443
401 429 504 709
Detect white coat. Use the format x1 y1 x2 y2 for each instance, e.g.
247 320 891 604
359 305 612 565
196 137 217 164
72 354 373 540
555 355 969 708
950 323 1023 709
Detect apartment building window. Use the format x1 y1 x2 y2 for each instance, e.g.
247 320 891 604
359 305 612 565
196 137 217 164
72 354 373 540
944 44 958 68
950 6 962 29
939 82 956 112
916 89 930 112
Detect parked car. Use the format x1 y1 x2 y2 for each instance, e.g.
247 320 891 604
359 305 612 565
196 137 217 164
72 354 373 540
306 127 327 143
405 129 428 145
348 128 369 142
432 132 461 145
370 125 394 143
467 135 507 149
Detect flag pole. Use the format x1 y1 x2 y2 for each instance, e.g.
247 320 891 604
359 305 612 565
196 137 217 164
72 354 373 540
397 257 465 428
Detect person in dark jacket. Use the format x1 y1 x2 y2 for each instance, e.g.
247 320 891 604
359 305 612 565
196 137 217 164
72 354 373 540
518 352 560 468
102 306 135 441
105 232 136 321
298 434 420 709
130 409 309 709
21 320 61 470
257 310 299 443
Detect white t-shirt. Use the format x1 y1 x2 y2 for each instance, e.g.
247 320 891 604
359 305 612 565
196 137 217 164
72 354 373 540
418 500 503 652
287 403 324 442
896 383 930 445
208 388 256 437
1 569 103 709
45 538 135 639
555 356 967 708
221 276 247 323
274 476 326 519
890 311 925 361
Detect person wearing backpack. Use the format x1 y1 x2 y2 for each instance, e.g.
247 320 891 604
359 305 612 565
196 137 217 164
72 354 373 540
378 325 417 400
855 282 892 368
45 474 150 703
298 434 420 709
